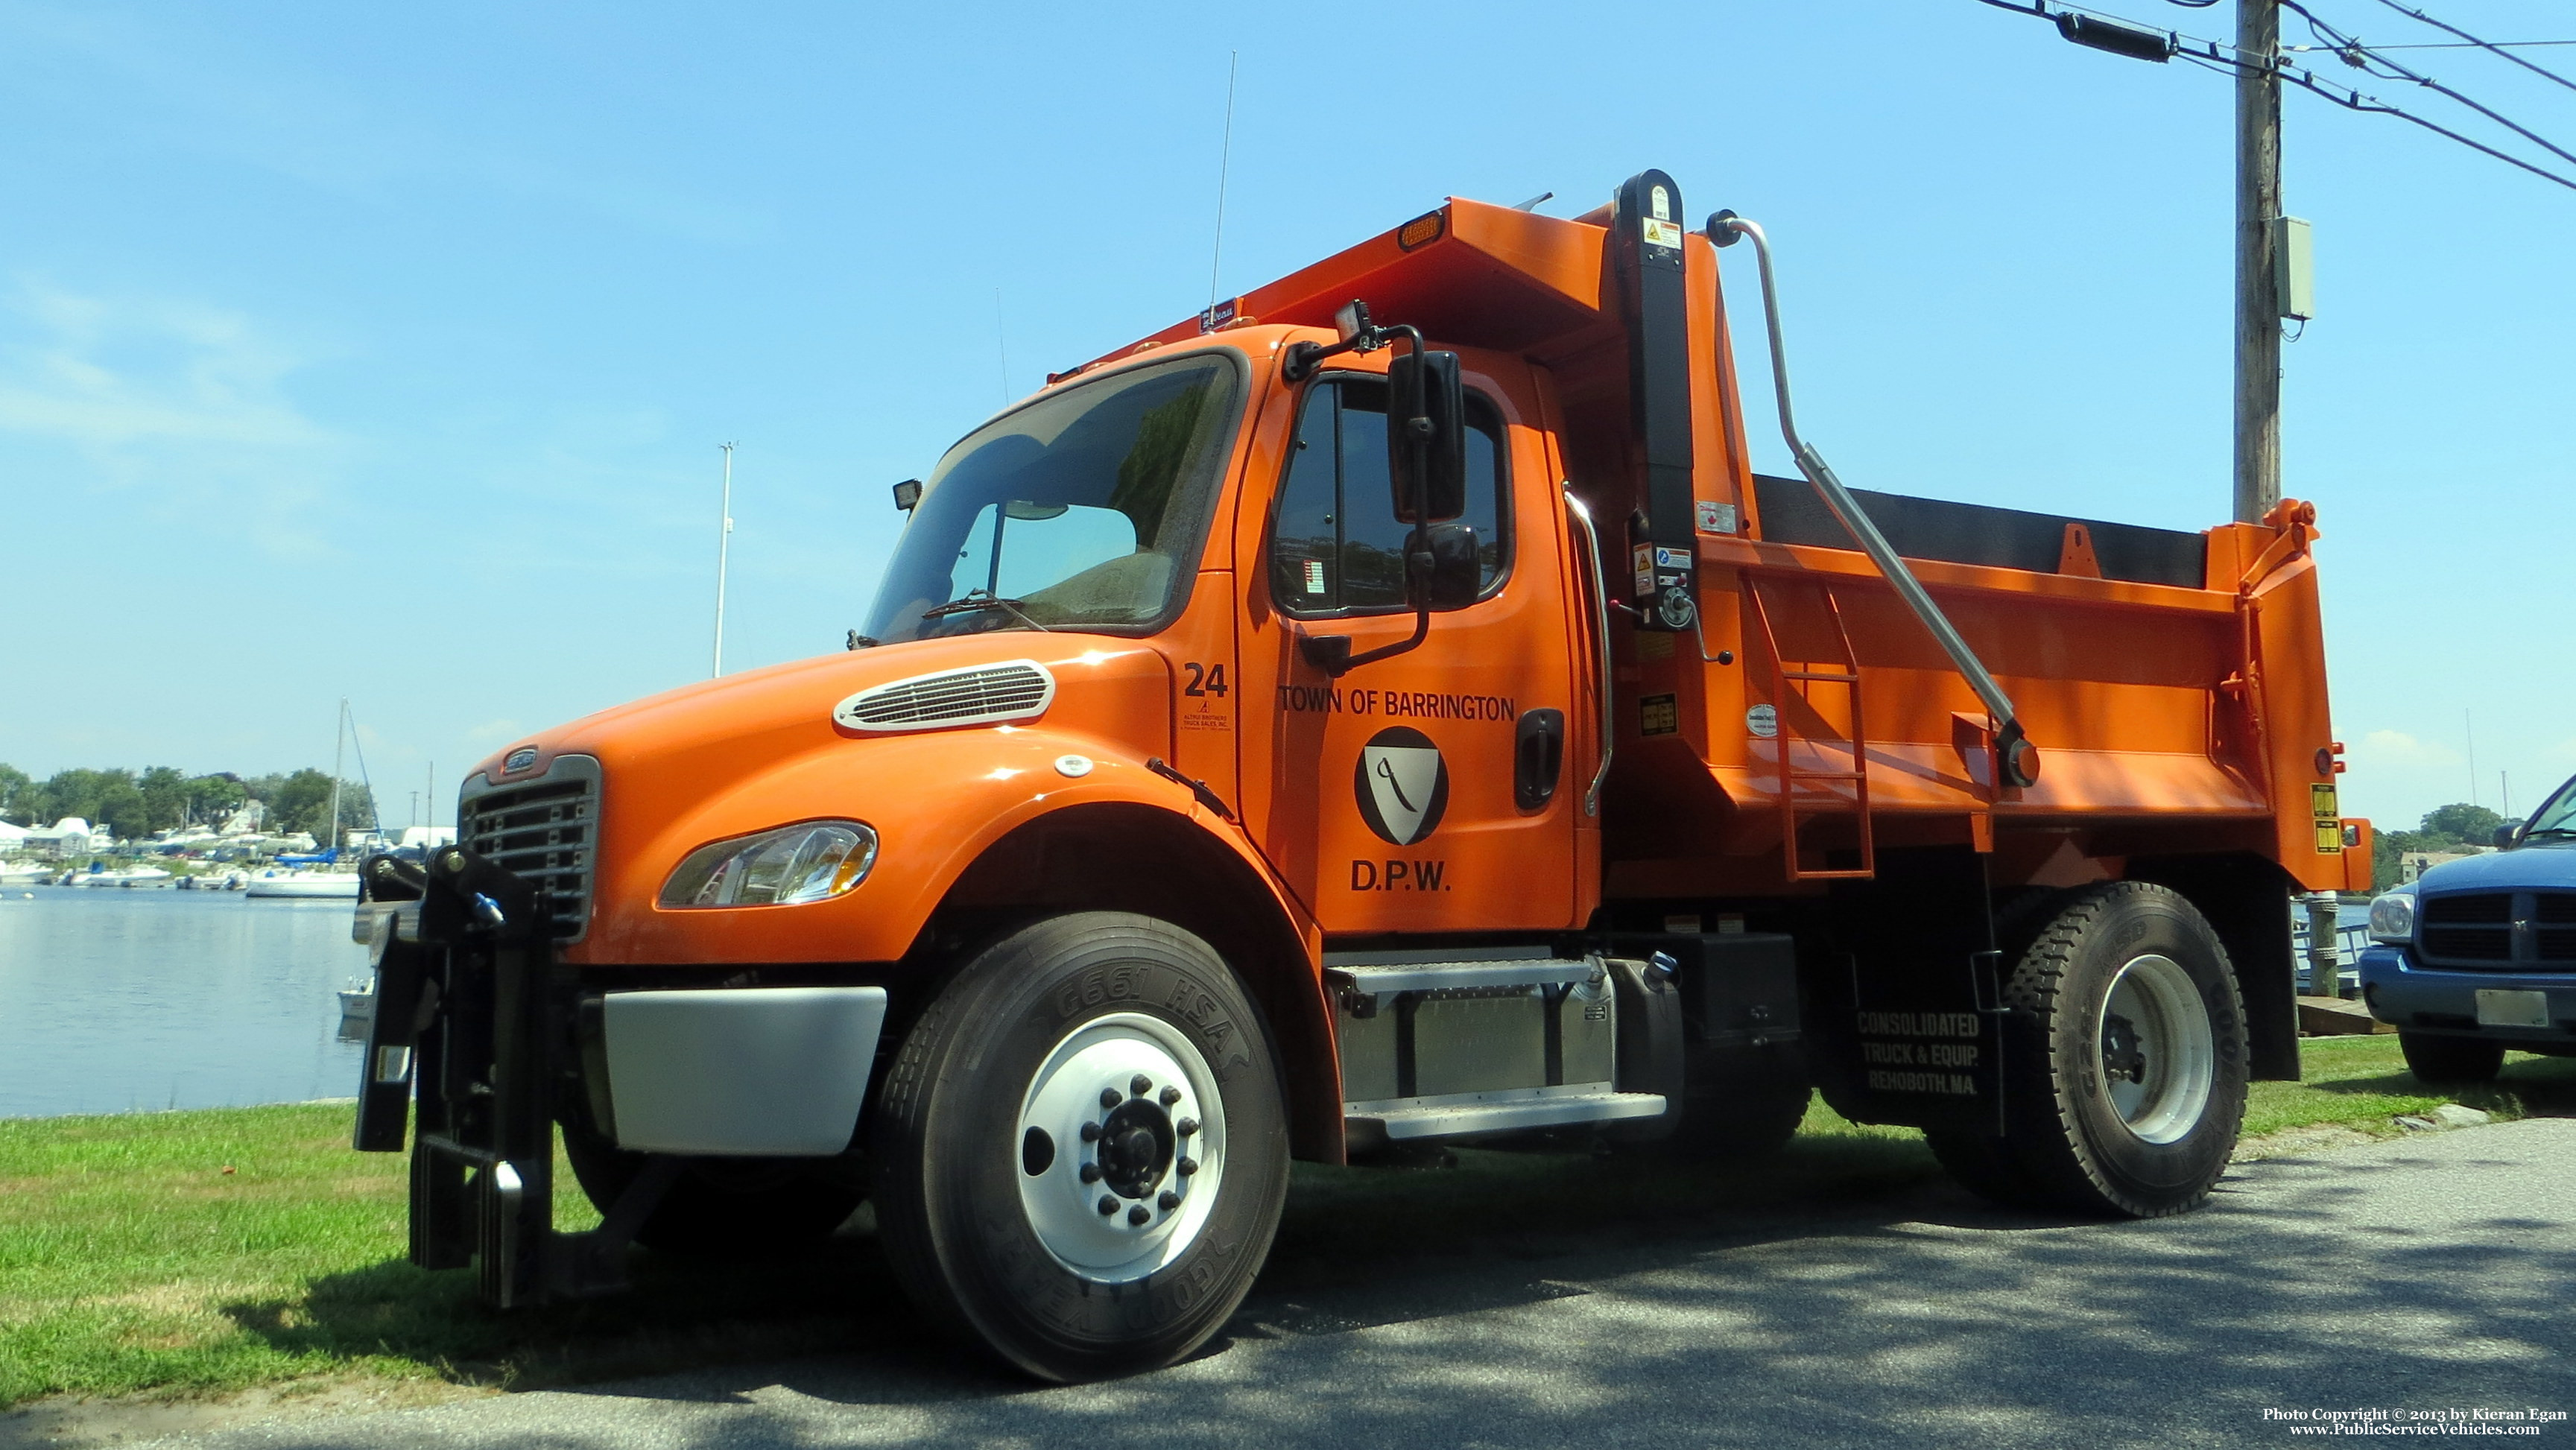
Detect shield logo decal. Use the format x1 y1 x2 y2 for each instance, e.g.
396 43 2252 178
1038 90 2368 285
1355 726 1449 846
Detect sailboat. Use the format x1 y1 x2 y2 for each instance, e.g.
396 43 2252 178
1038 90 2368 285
247 699 374 902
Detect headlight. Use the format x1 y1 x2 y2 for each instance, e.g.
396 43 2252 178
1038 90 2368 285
2367 891 2417 944
659 821 879 908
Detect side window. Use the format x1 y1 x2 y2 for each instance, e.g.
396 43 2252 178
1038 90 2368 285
1268 377 1510 616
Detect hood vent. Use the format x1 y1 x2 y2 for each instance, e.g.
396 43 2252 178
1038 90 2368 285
833 660 1057 732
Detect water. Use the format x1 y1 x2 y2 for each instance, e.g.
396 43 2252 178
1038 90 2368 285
0 888 2381 1120
0 885 372 1118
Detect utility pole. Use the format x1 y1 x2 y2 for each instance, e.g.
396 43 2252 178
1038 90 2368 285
2234 0 2282 524
712 443 736 678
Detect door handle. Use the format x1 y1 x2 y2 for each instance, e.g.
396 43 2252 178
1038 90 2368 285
1516 709 1567 811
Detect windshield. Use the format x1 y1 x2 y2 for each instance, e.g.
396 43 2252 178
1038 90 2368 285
2525 775 2576 837
860 353 1243 644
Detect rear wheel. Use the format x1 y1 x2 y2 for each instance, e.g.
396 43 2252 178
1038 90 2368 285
1939 882 2248 1218
2398 1032 2505 1083
871 912 1290 1382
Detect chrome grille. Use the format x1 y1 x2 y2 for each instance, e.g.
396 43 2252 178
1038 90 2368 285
833 661 1055 732
458 754 600 943
2417 889 2576 973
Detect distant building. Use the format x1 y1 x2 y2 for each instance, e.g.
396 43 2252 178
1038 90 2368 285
2402 847 2489 882
22 817 100 857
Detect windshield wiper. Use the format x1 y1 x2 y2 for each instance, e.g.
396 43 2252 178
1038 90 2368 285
922 591 1052 632
2520 826 2576 840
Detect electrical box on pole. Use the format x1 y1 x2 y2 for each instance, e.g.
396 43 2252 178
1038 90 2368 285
2270 215 2314 322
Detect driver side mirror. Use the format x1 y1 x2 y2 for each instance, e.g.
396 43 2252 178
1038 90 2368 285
2495 823 2522 849
1386 349 1467 524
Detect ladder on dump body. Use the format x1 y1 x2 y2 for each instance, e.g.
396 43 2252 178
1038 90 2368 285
1742 574 1876 881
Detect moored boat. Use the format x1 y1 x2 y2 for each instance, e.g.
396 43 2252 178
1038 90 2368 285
245 870 362 899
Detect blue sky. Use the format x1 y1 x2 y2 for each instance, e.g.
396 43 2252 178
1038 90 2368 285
0 1 2567 832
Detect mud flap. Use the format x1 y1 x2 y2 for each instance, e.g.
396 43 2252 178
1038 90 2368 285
1811 846 2007 1136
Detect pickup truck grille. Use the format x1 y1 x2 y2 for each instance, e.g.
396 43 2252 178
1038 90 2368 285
458 754 601 943
2415 889 2576 972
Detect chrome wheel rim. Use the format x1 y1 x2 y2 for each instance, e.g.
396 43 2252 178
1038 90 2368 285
1014 1012 1225 1283
2095 952 2216 1145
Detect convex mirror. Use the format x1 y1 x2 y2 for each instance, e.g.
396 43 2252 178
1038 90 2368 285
1421 522 1481 610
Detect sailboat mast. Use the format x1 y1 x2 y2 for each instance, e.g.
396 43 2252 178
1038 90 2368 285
329 698 346 857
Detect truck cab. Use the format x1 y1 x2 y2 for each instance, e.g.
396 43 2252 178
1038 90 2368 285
353 170 2366 1383
2361 773 2576 1080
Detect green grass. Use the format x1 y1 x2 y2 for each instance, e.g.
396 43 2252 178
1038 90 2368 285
2243 1033 2576 1140
4 1038 2572 1410
0 1106 889 1409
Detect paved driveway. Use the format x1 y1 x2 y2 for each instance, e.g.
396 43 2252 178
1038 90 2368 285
135 1121 2576 1449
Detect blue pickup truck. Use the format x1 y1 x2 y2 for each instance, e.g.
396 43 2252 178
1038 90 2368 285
2361 773 2576 1080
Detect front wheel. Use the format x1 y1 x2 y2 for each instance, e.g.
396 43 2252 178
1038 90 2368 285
2398 1032 2505 1084
560 1123 862 1258
1945 882 2249 1218
871 913 1290 1382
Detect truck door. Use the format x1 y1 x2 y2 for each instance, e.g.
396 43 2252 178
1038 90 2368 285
1235 355 1583 933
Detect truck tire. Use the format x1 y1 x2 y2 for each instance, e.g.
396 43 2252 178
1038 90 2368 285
560 1124 863 1257
1923 1128 2044 1207
2398 1032 2504 1084
1962 881 2249 1218
870 912 1291 1382
1657 1048 1811 1160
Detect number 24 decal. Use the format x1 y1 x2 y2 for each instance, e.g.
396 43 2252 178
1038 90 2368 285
1181 662 1229 698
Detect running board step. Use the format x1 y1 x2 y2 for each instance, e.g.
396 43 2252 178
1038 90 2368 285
1345 1087 1668 1145
1324 954 1604 998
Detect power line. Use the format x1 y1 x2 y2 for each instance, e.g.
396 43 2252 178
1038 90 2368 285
2293 39 2576 53
1977 0 2576 192
2280 0 2576 170
2366 0 2576 95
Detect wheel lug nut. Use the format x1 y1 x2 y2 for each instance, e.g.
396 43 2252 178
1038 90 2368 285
1080 1122 1101 1142
1097 1195 1117 1216
1175 1118 1197 1136
1130 1074 1152 1097
1080 1163 1101 1183
1158 1190 1180 1211
1177 1156 1198 1176
1100 1088 1121 1109
1126 1205 1151 1226
1159 1086 1182 1107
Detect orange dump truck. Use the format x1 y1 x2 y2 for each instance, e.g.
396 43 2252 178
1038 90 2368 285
352 168 2369 1381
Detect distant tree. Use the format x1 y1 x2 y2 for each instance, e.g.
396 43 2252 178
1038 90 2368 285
0 763 28 824
262 770 378 844
2422 802 2506 845
136 767 189 834
30 768 148 839
183 774 247 825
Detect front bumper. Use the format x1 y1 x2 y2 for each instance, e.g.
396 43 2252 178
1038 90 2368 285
2358 944 2576 1046
351 848 887 1308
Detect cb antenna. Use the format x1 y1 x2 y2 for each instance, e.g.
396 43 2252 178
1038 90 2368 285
1207 50 1238 317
